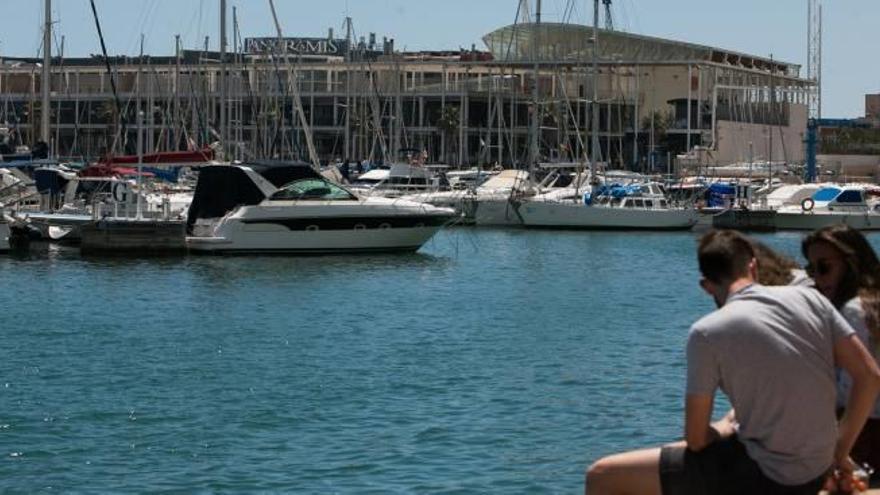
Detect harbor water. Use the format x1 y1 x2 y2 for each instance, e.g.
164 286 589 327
2 229 870 493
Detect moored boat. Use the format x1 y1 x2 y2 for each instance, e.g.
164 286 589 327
186 162 455 254
774 184 880 230
518 182 698 230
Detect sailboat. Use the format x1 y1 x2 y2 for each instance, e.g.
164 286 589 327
518 179 698 230
514 0 697 231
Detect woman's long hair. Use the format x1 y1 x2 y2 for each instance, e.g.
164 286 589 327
752 240 800 286
803 225 880 350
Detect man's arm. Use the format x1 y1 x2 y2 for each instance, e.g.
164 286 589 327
834 334 880 464
685 394 736 451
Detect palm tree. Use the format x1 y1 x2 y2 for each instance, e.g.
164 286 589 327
436 105 460 165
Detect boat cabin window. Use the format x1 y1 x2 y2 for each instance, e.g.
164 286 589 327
270 179 357 201
387 176 428 186
353 177 383 186
610 197 622 207
632 199 645 208
835 190 863 204
644 199 653 208
659 200 667 208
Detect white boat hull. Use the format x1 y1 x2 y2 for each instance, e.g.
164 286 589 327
474 198 524 226
518 201 698 230
187 200 454 254
774 211 880 230
399 191 475 221
188 224 445 254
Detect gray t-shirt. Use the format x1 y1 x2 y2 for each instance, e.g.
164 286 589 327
687 284 855 485
836 297 880 418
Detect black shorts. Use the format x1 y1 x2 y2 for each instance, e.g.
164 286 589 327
659 436 826 495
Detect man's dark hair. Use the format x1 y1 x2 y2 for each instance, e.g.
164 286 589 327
698 230 756 284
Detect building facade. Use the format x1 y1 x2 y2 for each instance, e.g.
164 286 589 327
0 23 813 170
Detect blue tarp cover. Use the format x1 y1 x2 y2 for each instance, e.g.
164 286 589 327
142 166 181 183
707 183 736 208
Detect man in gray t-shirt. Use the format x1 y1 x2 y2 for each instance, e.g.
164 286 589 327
585 230 880 495
688 283 850 485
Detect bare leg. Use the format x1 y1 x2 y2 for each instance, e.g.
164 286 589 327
585 442 683 495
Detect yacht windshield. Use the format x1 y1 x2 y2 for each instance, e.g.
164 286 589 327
270 179 357 201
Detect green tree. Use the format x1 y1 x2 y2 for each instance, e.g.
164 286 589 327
436 105 460 165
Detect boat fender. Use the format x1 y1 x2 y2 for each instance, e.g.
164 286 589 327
583 192 593 206
112 182 130 203
801 198 815 212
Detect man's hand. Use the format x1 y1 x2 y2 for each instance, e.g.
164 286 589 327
685 394 726 451
823 456 861 494
710 409 738 439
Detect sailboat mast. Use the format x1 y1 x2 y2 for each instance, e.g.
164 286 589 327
768 53 774 184
529 0 541 169
219 0 227 158
136 34 144 219
590 0 600 168
267 0 321 170
41 0 51 148
344 16 352 161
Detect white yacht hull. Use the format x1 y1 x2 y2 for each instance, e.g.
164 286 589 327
518 201 698 230
774 211 880 230
187 200 454 254
188 224 445 254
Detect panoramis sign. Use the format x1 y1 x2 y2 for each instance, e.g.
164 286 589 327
244 37 349 56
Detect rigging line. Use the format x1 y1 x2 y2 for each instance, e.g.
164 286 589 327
571 2 581 24
625 0 640 34
195 0 205 52
179 2 203 46
89 0 130 155
501 0 524 64
136 0 162 54
123 0 156 55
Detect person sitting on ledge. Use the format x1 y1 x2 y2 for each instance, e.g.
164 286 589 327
804 225 880 484
585 229 880 495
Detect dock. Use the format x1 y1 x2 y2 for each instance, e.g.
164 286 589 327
79 218 187 255
711 208 778 232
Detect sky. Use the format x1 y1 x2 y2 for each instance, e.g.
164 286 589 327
0 0 876 118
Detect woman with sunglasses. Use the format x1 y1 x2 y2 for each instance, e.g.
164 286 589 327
803 225 880 476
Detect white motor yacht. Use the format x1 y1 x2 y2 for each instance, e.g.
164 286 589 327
186 162 455 254
518 182 698 230
774 184 880 230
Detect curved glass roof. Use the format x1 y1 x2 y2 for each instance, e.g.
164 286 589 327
482 23 802 78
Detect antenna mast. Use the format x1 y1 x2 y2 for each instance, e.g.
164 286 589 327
807 0 822 120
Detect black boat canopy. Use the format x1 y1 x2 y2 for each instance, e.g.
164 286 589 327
186 161 321 232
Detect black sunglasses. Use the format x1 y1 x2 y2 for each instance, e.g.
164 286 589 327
805 260 832 277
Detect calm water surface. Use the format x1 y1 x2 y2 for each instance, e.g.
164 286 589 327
1 229 871 493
